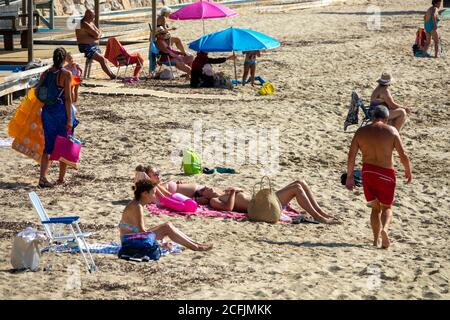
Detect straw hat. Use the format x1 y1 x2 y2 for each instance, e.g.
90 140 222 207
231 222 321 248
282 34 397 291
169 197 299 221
160 6 172 15
377 72 395 85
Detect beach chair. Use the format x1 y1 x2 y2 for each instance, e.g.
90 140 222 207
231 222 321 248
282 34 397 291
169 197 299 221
344 91 372 131
28 192 97 273
148 25 177 79
149 40 177 79
105 37 146 79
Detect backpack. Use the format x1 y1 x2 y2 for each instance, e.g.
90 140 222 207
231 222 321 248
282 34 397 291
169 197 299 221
181 148 202 175
415 27 427 49
36 70 63 106
247 176 282 224
413 27 427 55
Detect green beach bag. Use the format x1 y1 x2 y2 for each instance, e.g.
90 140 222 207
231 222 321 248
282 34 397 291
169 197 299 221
181 149 202 175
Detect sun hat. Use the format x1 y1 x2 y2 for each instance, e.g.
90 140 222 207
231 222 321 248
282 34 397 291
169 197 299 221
160 6 172 15
377 72 395 85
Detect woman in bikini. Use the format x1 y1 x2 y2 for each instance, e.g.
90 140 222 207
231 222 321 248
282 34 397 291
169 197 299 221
423 0 443 58
119 180 212 251
194 181 340 224
134 164 205 200
156 6 186 55
370 73 411 132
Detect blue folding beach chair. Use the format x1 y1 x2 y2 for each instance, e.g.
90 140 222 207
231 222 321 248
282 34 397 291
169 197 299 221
344 91 373 132
28 192 97 273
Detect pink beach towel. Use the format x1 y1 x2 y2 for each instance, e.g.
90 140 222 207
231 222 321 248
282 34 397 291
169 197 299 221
146 203 305 224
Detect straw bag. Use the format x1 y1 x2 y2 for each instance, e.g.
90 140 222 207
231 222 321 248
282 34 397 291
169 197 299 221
247 176 282 223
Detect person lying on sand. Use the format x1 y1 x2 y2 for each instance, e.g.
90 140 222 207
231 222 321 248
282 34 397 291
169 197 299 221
194 181 340 224
370 72 411 132
134 164 204 200
346 105 412 249
119 180 213 251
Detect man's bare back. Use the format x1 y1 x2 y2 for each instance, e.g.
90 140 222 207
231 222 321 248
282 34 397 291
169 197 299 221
346 106 412 249
354 122 398 169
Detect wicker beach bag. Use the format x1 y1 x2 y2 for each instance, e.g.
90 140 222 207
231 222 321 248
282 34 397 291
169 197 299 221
247 176 282 223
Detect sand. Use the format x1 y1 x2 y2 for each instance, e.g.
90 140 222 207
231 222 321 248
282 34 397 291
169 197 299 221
0 0 449 299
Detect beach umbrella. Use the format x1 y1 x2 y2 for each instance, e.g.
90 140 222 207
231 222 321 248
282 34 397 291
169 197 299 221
188 27 280 81
169 0 237 34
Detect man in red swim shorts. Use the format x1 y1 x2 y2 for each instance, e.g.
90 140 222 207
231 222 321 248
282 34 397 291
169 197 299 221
346 105 412 249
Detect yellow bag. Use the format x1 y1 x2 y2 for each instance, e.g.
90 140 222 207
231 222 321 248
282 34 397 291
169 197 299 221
258 82 274 96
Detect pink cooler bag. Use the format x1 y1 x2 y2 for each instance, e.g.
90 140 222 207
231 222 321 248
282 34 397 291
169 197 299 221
50 132 81 169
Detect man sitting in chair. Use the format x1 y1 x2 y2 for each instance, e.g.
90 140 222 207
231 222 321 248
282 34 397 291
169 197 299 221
155 27 193 79
76 10 116 79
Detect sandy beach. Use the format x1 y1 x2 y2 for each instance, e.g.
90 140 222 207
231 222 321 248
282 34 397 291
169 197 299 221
0 0 449 299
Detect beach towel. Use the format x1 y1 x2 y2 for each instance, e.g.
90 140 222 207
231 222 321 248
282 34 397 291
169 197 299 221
146 203 306 224
42 241 181 256
105 37 144 77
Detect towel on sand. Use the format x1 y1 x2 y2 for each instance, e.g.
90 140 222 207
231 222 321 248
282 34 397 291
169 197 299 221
42 241 182 255
146 203 306 223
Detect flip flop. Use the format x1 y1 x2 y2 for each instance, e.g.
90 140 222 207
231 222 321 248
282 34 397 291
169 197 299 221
215 167 236 174
202 167 215 174
292 216 319 224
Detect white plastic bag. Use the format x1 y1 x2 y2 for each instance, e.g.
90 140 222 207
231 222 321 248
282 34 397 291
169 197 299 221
10 227 47 271
160 69 174 80
202 64 214 76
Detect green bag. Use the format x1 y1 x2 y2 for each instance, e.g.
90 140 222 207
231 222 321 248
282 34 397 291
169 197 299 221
182 149 202 175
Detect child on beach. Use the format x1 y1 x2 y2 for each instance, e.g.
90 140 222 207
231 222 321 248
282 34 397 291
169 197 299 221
64 52 83 104
242 50 261 86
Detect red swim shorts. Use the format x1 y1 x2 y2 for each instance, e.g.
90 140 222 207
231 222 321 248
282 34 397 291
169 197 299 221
362 163 396 206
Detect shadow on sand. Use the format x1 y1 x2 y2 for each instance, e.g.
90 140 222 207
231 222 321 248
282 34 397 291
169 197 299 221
259 239 366 248
0 181 34 191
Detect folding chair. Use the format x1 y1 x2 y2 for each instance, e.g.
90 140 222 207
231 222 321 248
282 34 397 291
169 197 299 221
105 37 147 79
344 90 373 131
149 40 177 79
28 192 97 273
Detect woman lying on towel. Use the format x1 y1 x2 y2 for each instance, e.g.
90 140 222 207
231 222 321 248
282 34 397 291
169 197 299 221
119 180 213 251
134 164 205 200
194 180 340 225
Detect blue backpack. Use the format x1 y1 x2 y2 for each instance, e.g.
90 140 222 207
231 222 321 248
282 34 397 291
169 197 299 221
36 70 63 106
118 232 161 262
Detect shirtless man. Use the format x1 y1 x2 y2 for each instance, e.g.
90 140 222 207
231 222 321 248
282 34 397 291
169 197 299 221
370 73 411 132
195 182 339 224
346 105 412 249
75 10 116 79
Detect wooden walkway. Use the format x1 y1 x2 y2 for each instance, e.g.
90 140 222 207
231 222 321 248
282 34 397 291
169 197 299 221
80 81 262 102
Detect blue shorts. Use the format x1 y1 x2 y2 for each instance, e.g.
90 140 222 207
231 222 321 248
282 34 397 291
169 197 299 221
78 44 101 60
244 59 257 66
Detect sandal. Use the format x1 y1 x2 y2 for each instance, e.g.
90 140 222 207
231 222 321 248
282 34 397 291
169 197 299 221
38 179 54 189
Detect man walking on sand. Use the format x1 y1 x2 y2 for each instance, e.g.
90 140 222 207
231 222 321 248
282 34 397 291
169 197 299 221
346 105 412 249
